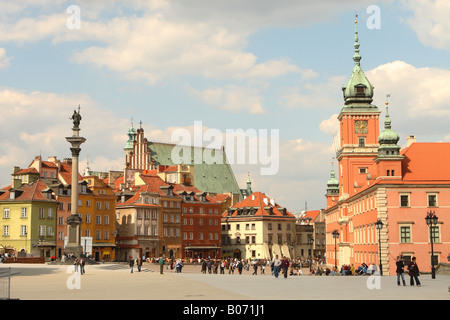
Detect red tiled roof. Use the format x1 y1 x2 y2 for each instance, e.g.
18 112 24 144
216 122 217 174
304 210 321 221
0 179 53 202
212 194 230 203
401 142 450 181
223 192 295 218
13 168 39 175
41 161 58 168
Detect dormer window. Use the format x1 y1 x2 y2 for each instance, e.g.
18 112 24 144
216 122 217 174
355 85 365 95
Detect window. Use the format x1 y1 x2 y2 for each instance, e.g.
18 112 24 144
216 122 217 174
359 168 367 174
3 208 10 219
21 207 27 218
96 215 101 224
104 215 110 225
400 226 411 243
3 225 9 236
48 208 53 218
86 214 91 223
356 86 365 94
39 225 46 237
20 225 27 236
430 226 440 243
96 202 101 210
428 194 437 207
400 194 409 207
358 137 365 147
86 200 91 207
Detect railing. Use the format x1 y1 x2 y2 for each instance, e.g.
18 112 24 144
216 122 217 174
0 267 11 300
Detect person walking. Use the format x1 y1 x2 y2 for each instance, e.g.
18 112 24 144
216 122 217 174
159 256 165 274
80 257 85 275
281 256 289 279
129 256 135 273
252 262 258 275
396 256 406 286
137 257 142 272
408 257 421 287
220 259 225 274
273 255 281 279
73 258 79 273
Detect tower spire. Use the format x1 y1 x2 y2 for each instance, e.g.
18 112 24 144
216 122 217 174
384 94 392 130
353 14 361 66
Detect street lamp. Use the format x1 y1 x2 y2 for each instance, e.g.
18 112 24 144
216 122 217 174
425 210 438 279
308 237 314 271
375 219 383 276
332 230 339 270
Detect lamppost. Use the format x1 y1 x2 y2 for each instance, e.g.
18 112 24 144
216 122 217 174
375 219 383 276
425 210 438 279
308 237 314 271
332 230 339 270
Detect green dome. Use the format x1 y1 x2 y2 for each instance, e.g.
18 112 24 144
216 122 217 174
378 128 400 144
124 123 137 149
342 18 374 106
327 168 339 189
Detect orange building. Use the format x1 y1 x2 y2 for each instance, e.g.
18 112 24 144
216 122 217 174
324 19 450 275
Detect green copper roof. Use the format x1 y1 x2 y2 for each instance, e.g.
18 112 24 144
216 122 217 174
124 122 137 150
377 103 402 158
148 141 242 199
327 167 339 189
342 18 375 107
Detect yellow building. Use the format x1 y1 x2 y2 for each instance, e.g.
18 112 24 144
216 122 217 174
221 192 297 261
0 177 58 259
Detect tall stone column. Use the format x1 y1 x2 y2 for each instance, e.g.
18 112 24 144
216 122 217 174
65 107 86 258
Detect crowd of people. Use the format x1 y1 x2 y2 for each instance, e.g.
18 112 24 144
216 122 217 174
110 254 425 287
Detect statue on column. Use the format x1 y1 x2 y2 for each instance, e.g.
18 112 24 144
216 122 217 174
70 106 82 129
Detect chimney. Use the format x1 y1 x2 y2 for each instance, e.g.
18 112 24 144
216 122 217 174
13 178 22 189
407 135 416 147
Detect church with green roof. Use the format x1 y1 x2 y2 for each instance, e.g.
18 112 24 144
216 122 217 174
123 122 243 202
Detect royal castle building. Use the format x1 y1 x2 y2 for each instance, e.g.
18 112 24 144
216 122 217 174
324 18 450 275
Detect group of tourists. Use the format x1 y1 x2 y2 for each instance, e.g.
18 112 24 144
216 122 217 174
396 256 421 287
73 257 86 274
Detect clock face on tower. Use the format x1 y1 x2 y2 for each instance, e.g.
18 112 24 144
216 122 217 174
355 120 368 134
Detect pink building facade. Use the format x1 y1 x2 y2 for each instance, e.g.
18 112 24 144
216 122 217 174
324 19 450 275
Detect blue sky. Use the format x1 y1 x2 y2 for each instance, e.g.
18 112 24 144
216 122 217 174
1 0 450 212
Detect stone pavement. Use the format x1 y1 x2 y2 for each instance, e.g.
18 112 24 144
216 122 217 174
1 262 449 301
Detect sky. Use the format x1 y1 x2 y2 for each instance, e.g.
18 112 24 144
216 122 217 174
1 0 450 213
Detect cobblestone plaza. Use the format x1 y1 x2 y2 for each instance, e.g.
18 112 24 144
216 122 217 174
1 263 448 301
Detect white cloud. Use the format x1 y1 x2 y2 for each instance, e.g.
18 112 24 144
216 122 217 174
367 60 450 118
0 48 12 69
0 88 129 186
403 0 450 51
184 84 266 114
280 75 346 109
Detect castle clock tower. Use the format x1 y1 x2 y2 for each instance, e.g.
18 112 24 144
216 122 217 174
337 16 380 199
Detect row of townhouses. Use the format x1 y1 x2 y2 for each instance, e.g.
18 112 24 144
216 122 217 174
0 125 325 263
